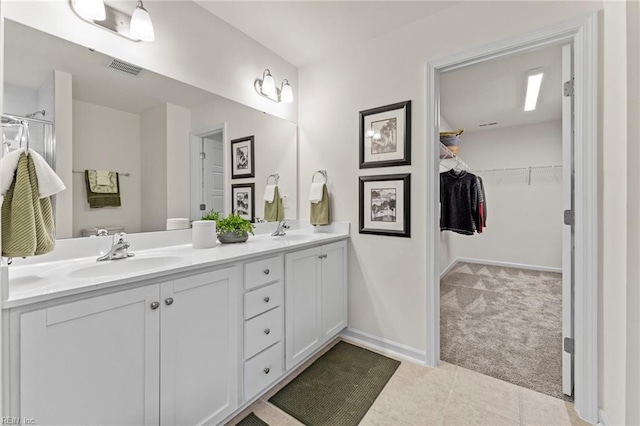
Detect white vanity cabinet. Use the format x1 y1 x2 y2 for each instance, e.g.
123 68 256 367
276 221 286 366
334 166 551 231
284 241 347 370
12 267 238 426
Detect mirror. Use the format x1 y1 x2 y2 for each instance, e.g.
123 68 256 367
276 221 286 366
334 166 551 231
2 20 298 239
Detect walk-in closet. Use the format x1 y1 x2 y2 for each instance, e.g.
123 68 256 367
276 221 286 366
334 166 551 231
438 44 572 401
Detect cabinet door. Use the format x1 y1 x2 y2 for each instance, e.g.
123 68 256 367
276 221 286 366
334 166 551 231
19 285 161 426
285 247 322 370
160 267 239 426
321 241 348 342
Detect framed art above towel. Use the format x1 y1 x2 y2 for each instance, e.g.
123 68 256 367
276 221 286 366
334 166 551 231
231 136 255 179
359 174 411 238
359 100 411 168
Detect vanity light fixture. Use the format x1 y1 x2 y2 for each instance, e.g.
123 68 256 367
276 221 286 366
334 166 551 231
69 0 155 42
255 69 294 103
524 68 544 111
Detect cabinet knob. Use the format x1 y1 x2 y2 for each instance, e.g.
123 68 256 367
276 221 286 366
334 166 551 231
263 296 270 303
263 269 270 275
150 301 160 310
264 328 271 335
263 367 270 374
165 297 174 306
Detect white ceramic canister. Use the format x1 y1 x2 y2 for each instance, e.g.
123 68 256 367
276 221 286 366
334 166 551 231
191 220 217 249
167 217 190 230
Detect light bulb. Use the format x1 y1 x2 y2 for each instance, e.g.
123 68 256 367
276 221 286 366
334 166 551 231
261 70 276 96
280 80 293 103
73 0 106 21
130 1 155 42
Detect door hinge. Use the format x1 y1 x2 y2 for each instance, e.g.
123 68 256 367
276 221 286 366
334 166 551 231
200 204 206 211
564 337 575 354
564 79 574 97
199 152 206 159
564 210 575 226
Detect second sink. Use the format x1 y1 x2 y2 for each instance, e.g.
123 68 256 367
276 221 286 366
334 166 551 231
66 255 183 279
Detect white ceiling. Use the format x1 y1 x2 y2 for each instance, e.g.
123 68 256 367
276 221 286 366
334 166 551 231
195 1 461 67
440 44 563 133
4 20 218 115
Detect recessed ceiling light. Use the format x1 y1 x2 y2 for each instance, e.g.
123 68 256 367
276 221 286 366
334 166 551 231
479 122 498 127
524 68 544 111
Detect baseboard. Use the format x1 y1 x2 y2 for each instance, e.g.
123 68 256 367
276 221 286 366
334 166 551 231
598 409 610 426
340 327 426 365
440 258 458 278
454 257 562 273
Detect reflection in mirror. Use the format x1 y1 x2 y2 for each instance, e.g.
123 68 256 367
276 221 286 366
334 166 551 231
2 20 298 239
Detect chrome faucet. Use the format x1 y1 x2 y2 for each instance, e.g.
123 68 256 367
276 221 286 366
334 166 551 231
97 232 135 262
271 220 290 237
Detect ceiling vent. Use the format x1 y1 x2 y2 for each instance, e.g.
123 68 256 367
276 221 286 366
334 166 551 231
107 58 144 76
479 122 498 128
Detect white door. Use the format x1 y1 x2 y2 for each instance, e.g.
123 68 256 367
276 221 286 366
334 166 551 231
18 285 161 425
204 134 225 213
321 241 348 342
160 267 238 426
561 42 575 397
285 246 322 370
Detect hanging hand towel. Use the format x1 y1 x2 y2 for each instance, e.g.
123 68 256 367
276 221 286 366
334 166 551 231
96 170 111 186
310 184 331 226
309 182 325 204
264 186 284 222
1 152 55 257
263 184 276 202
87 170 118 193
85 170 121 208
0 148 65 198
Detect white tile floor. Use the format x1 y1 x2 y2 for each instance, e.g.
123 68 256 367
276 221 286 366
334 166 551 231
228 339 591 426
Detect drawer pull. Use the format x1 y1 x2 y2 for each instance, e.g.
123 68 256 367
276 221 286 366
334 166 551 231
264 367 270 374
263 296 270 303
150 301 160 310
264 328 271 335
318 254 328 259
165 297 174 306
263 268 270 275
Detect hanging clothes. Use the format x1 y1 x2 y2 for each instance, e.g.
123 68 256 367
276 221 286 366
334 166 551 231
440 169 487 235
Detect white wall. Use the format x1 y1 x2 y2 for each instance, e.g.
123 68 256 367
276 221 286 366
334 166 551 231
166 104 191 219
191 97 298 220
54 70 73 239
2 1 298 123
445 121 563 269
72 100 141 236
298 0 603 358
140 105 167 232
2 83 37 116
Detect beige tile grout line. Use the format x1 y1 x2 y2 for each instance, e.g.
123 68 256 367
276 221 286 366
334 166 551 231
437 365 461 425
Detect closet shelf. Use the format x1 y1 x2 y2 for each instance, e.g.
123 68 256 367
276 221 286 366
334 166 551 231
439 142 471 171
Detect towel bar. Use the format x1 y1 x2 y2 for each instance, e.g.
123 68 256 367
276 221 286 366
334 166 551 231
73 170 131 177
266 173 279 185
312 170 327 183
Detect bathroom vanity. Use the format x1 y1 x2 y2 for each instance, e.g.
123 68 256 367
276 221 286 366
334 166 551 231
1 225 349 425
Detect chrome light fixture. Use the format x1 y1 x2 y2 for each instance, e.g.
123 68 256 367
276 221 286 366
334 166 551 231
524 68 544 111
255 69 294 103
69 0 155 42
130 1 155 42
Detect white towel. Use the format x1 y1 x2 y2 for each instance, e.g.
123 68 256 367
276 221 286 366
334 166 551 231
264 184 277 202
309 182 325 204
96 170 112 186
0 148 66 198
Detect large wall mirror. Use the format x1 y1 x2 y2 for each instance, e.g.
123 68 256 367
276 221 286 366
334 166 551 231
2 20 298 239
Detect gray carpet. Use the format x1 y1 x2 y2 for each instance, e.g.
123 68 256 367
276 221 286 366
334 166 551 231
440 262 567 400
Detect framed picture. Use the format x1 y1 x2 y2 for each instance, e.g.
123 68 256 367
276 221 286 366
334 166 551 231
359 174 411 238
359 100 411 168
231 136 255 179
231 183 255 222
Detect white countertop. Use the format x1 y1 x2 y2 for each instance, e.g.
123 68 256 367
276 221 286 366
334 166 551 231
3 227 349 309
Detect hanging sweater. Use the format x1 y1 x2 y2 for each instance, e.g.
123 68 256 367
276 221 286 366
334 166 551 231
440 170 480 235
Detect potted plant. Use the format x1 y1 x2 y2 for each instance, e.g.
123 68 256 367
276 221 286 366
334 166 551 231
203 211 254 244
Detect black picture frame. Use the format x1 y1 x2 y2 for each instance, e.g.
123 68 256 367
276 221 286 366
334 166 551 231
231 136 255 179
359 174 411 238
359 100 411 169
231 182 255 222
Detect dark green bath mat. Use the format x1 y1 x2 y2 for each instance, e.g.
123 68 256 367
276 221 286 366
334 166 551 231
268 341 401 426
236 412 269 426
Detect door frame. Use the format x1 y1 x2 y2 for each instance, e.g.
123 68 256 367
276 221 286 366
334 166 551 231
189 123 226 220
425 13 598 423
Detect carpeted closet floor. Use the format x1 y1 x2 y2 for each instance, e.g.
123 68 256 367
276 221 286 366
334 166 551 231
440 262 566 400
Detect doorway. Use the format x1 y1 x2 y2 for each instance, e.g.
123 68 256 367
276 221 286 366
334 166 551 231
425 14 598 423
190 126 225 220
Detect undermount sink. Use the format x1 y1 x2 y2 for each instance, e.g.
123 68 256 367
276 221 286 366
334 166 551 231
66 255 183 279
272 234 316 242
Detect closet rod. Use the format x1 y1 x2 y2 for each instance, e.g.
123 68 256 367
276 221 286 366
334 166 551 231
473 165 562 173
73 170 131 177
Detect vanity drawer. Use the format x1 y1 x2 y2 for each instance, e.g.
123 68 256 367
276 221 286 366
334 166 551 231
245 281 283 320
244 306 283 359
245 256 282 290
244 341 284 401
